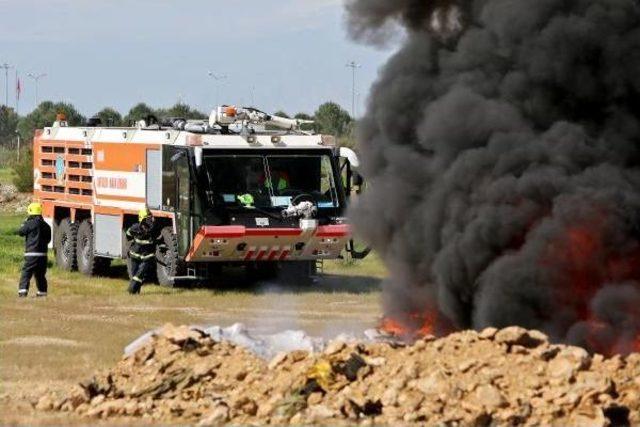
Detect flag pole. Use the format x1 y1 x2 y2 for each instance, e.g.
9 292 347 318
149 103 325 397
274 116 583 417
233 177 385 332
15 69 19 115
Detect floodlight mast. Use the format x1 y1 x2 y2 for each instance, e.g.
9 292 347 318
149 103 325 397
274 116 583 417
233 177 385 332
27 72 47 106
0 63 13 106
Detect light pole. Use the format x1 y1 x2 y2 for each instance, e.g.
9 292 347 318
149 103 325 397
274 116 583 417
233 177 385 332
27 72 47 107
346 61 361 118
0 63 13 106
16 130 20 162
207 71 227 106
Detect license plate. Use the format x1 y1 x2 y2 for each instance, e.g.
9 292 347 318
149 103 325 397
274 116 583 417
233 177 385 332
255 217 269 227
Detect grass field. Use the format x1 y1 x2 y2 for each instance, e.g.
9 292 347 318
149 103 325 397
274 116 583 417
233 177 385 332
0 167 13 185
0 212 386 424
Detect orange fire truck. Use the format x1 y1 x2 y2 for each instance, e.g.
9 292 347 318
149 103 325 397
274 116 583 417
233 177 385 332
32 107 366 286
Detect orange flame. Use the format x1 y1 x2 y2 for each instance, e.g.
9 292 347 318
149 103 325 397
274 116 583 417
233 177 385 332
540 211 640 356
379 311 437 340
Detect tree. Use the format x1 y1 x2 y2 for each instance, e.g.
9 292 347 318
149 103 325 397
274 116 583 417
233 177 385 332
94 107 122 127
274 110 290 118
0 106 19 148
123 103 155 125
12 148 33 192
313 102 353 137
17 101 85 142
157 103 207 120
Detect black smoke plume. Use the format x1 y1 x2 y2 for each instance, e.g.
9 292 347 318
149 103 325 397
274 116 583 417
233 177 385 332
347 0 640 354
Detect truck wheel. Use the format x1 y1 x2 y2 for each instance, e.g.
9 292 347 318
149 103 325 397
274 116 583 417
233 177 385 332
156 226 182 287
55 218 78 271
76 220 111 276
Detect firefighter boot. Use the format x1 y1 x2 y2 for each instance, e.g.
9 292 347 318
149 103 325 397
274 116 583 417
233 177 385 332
128 278 142 294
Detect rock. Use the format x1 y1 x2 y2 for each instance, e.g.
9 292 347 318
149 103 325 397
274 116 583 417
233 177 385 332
458 360 476 373
198 404 229 426
470 385 506 411
548 347 591 382
324 340 346 356
495 326 546 348
307 392 323 406
35 395 55 411
479 327 498 340
415 370 450 397
157 324 203 346
268 352 288 370
256 402 275 418
90 394 105 406
307 404 335 421
380 387 399 407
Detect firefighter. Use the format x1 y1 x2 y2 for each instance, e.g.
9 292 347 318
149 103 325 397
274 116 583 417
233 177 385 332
125 207 159 294
261 170 290 193
18 202 52 298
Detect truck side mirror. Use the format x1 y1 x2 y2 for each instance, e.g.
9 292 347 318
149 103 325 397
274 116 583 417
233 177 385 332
339 147 360 168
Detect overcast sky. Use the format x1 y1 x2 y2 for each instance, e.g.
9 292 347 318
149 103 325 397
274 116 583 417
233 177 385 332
0 0 392 118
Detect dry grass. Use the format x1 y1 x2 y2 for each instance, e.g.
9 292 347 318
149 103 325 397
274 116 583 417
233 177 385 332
0 168 13 185
0 213 385 425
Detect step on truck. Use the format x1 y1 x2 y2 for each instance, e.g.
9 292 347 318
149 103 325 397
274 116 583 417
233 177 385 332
32 106 366 286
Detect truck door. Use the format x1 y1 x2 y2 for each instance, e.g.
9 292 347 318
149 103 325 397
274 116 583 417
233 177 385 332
175 149 192 256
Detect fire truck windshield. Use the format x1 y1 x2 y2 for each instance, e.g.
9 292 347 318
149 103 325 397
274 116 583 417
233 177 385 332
202 154 340 210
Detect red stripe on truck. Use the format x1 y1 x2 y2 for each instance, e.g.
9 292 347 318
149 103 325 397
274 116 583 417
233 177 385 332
315 225 351 238
201 226 304 238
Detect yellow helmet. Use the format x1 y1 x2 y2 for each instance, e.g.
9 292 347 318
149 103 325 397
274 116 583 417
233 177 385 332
27 202 43 216
138 207 151 222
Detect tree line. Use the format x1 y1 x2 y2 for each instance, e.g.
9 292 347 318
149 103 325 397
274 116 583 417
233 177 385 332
0 100 356 192
0 100 355 150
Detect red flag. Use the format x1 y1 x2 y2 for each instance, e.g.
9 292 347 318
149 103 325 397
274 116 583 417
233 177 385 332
16 76 21 100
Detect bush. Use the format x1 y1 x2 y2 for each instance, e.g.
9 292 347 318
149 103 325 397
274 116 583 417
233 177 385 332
12 149 33 192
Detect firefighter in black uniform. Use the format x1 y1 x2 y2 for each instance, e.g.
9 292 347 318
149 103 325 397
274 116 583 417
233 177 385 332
126 207 159 294
18 202 52 297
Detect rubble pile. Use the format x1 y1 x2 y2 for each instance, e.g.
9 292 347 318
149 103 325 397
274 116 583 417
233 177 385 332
40 324 640 426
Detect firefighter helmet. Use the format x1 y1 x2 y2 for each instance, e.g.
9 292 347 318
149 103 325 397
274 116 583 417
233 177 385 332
138 207 152 222
27 202 43 216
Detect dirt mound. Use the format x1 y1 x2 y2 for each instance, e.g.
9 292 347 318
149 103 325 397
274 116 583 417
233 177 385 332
39 324 640 426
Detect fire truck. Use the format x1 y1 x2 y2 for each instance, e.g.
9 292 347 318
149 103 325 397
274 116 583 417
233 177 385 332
32 107 366 286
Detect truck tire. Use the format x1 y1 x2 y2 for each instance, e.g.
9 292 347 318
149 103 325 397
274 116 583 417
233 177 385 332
55 218 78 271
156 226 182 287
76 220 111 276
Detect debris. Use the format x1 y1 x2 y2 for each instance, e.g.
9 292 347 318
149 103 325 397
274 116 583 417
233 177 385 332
43 325 640 425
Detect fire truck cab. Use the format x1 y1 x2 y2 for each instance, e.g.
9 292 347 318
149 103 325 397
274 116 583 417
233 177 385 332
33 107 364 286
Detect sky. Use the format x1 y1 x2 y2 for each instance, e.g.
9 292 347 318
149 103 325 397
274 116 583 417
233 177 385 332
0 0 393 118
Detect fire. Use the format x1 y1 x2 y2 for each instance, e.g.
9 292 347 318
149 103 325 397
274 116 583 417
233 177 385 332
379 311 437 340
540 213 640 356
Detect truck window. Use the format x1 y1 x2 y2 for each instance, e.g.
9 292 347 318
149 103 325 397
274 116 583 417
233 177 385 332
202 154 339 210
266 155 339 208
203 156 271 208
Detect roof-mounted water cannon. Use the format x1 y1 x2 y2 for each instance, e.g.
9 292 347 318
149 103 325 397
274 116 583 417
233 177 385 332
209 106 314 132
